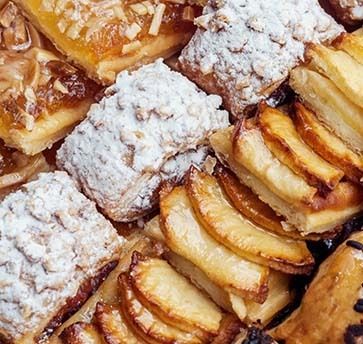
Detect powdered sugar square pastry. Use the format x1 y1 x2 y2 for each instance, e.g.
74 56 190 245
0 171 122 344
57 60 229 222
14 0 201 84
327 0 363 25
179 0 343 118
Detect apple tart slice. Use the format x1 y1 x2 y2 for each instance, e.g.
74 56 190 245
14 0 200 84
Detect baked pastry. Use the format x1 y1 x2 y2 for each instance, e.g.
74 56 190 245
0 47 99 155
290 35 363 153
326 0 363 25
272 231 363 343
14 0 201 84
57 60 229 222
210 112 363 234
178 0 342 118
0 142 49 199
0 171 122 344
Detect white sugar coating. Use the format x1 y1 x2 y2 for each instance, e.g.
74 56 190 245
57 59 229 222
0 172 122 341
179 0 343 117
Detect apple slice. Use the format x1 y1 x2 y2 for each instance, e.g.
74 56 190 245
232 121 317 206
259 106 343 192
186 167 314 274
335 32 363 64
118 274 203 344
60 322 105 344
94 303 141 344
290 66 363 153
307 44 363 108
160 186 269 303
128 252 222 338
294 102 363 184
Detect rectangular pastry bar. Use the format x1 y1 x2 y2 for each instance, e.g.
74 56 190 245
179 0 343 117
14 0 201 84
0 172 122 343
0 2 100 155
57 59 229 222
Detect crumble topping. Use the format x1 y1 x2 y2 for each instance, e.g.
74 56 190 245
0 172 122 340
57 60 229 221
179 0 343 116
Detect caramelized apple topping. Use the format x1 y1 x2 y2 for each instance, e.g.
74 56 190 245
0 48 99 130
39 0 199 59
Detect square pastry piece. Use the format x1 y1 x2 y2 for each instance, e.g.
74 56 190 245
0 172 122 344
179 0 343 118
57 60 229 222
14 0 201 84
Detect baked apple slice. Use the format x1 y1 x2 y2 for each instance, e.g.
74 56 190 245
215 164 336 241
273 231 363 343
60 322 105 344
259 106 343 192
119 274 203 344
94 303 141 344
307 44 363 108
335 31 363 64
232 122 317 206
160 186 269 303
128 252 222 339
290 66 363 153
294 102 363 184
186 167 314 274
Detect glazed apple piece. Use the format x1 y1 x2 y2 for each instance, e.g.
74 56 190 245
119 273 204 344
232 122 317 206
186 167 314 274
335 31 363 64
60 322 105 344
128 252 222 340
294 102 363 184
290 66 363 153
307 44 363 108
215 164 337 241
160 186 269 303
94 303 141 344
259 106 343 192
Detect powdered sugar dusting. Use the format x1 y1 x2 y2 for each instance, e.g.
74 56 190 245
0 172 122 341
57 60 229 222
179 0 343 117
333 0 363 21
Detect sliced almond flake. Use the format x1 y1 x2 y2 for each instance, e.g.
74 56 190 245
113 6 128 22
54 0 69 16
24 86 37 103
66 22 83 40
142 1 155 15
183 6 195 21
125 22 142 41
53 80 69 94
130 3 148 15
85 18 108 41
40 0 55 12
122 40 142 54
57 18 69 34
149 3 166 36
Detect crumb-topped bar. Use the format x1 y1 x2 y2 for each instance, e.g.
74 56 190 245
0 172 122 343
179 0 343 117
57 60 229 222
14 0 201 84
